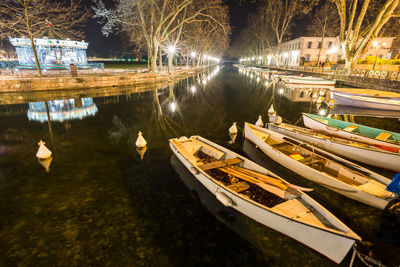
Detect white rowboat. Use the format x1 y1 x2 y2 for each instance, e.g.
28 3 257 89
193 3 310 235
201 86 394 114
333 92 400 111
245 123 398 210
267 122 400 172
170 136 360 263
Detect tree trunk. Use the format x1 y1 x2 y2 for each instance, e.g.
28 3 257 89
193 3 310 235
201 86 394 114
168 54 173 73
29 36 42 77
275 42 281 67
150 43 158 72
317 36 324 68
344 57 355 69
158 49 162 68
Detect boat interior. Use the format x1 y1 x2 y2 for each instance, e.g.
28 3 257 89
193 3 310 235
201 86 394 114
249 126 391 200
313 117 399 145
171 137 342 230
277 122 398 153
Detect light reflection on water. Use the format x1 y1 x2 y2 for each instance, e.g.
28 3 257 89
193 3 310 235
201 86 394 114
0 64 399 266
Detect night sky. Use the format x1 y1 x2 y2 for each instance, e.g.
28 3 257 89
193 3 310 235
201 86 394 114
84 0 309 57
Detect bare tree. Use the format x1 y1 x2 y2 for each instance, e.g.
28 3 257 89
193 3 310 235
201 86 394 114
0 0 89 77
307 2 340 67
333 0 400 68
260 0 318 66
93 0 230 73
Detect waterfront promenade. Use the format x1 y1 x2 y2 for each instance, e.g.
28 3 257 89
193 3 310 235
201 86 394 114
0 65 211 93
248 64 400 92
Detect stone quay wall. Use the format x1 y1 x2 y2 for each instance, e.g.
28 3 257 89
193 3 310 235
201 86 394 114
0 66 210 93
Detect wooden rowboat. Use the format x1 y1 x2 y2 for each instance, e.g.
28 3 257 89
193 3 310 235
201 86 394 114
330 105 400 119
170 136 360 263
333 91 400 111
267 121 400 172
303 113 400 152
288 77 336 86
245 123 398 210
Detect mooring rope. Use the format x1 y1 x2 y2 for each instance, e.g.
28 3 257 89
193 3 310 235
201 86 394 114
349 245 387 267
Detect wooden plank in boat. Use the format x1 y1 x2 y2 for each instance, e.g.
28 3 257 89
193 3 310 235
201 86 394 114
375 132 392 141
227 182 250 193
221 167 288 190
198 157 243 170
343 125 358 132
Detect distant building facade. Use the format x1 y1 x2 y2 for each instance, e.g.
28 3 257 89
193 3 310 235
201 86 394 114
274 36 395 66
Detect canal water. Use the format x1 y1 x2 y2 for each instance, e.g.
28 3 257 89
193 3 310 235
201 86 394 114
0 64 399 266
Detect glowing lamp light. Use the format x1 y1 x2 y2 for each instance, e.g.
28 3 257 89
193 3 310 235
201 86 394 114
251 57 255 61
265 81 269 86
372 41 378 47
279 88 284 94
258 56 262 60
202 79 207 85
170 102 176 112
256 77 260 82
283 53 288 58
328 46 338 54
191 86 196 93
319 109 326 116
167 45 176 54
191 52 196 57
382 42 387 47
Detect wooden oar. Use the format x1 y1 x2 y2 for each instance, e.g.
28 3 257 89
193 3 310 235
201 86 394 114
228 166 313 192
218 167 286 199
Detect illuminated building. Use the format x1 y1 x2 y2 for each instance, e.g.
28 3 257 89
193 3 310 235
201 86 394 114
27 98 98 122
9 37 89 69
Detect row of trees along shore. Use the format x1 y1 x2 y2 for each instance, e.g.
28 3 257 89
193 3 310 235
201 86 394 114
230 0 399 69
92 0 231 72
0 0 231 76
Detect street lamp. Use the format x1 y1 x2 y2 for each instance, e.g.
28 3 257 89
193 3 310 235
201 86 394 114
191 51 196 66
372 41 387 70
167 45 176 54
283 53 289 67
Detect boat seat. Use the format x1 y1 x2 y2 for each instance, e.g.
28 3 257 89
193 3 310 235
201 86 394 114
198 157 243 171
357 181 392 198
343 125 358 132
270 199 326 228
375 132 392 141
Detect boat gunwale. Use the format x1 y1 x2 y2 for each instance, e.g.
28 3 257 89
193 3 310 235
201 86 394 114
247 123 393 197
169 136 360 240
277 120 399 155
303 112 400 147
333 92 400 106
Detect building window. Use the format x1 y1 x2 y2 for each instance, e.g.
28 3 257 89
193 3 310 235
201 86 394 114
318 42 322 49
307 42 312 49
328 42 332 48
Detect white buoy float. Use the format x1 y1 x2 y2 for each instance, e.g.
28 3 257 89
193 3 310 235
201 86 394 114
268 105 275 116
255 115 264 127
136 146 147 160
228 133 237 144
135 131 147 148
229 122 238 134
38 157 53 172
36 140 52 159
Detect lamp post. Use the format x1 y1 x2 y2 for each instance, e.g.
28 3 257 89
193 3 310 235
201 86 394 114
191 51 196 66
372 41 386 70
167 45 176 73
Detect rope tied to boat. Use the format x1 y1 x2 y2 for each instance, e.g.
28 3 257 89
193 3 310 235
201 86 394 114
350 244 387 267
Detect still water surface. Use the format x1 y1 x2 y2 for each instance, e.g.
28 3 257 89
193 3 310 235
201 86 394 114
0 64 399 266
